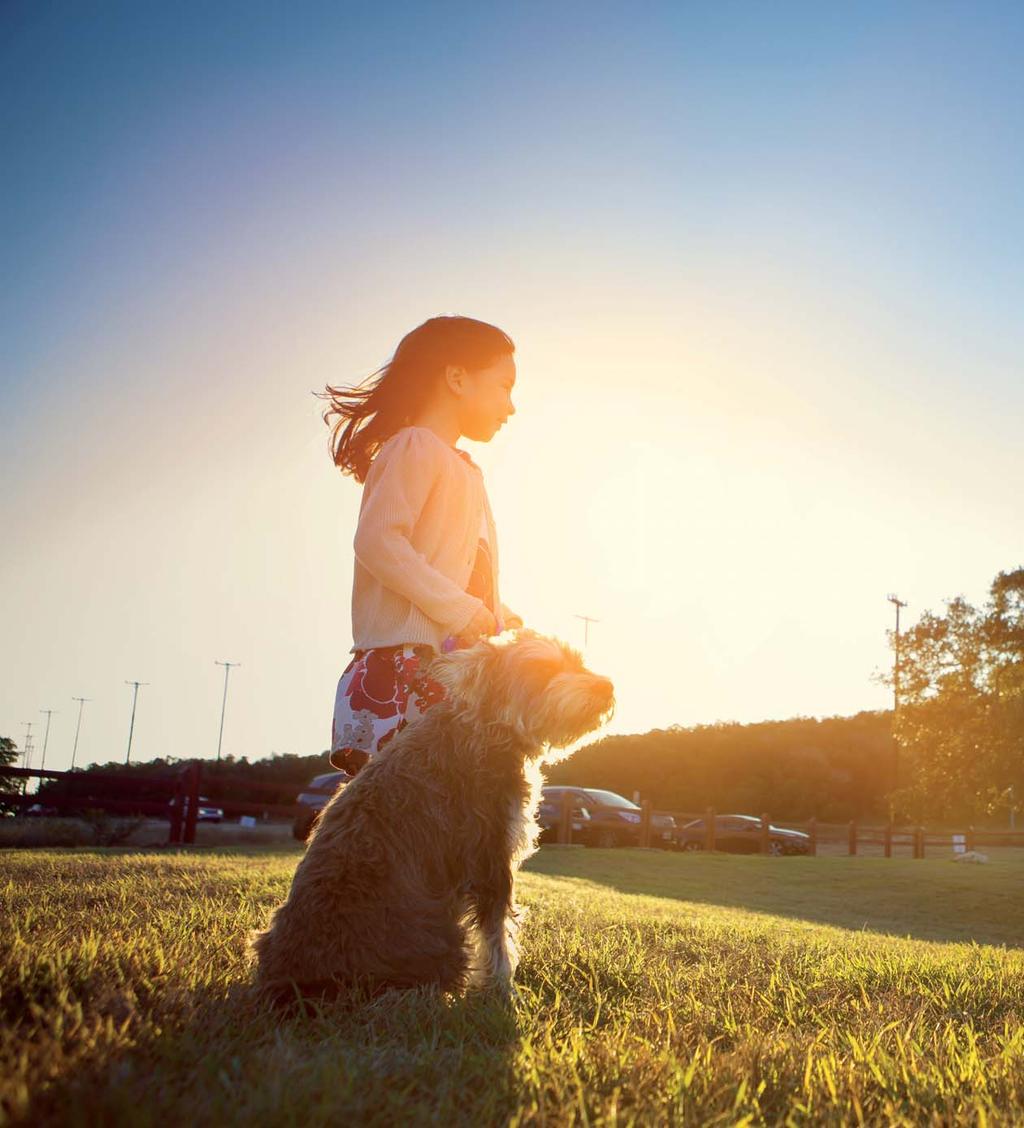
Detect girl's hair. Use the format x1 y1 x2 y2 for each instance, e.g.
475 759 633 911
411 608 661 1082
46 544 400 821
316 315 515 484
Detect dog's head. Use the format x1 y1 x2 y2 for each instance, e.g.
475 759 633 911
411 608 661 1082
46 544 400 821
426 628 615 754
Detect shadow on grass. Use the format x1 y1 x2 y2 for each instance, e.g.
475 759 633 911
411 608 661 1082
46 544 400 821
523 846 1024 949
16 978 525 1126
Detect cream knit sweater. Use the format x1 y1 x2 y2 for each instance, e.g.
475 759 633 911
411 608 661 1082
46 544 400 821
349 425 521 654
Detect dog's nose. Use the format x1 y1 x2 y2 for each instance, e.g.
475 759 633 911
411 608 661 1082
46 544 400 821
592 676 614 702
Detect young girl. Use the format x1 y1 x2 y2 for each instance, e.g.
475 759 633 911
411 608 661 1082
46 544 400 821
317 315 525 776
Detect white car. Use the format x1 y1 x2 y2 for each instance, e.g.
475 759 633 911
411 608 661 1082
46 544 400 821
195 796 223 822
169 795 224 822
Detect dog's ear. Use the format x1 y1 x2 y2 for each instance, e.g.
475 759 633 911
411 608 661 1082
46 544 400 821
426 639 499 705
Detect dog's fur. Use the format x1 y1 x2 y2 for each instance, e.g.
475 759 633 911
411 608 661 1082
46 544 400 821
250 628 614 1002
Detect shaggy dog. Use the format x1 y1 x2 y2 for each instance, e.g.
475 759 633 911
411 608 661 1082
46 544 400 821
250 628 614 1002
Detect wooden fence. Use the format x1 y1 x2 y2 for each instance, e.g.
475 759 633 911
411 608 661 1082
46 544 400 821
7 766 1022 856
0 761 315 845
1 763 201 844
550 794 1024 857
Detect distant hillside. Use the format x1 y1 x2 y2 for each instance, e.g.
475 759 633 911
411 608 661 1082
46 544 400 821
544 710 894 821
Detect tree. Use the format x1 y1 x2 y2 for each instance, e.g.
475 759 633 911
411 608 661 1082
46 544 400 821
882 566 1024 822
0 735 19 813
0 736 16 772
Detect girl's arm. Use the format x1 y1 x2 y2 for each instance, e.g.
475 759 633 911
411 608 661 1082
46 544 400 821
353 428 485 639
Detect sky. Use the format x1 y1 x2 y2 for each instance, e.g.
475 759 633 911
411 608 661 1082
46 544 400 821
2 1 1023 772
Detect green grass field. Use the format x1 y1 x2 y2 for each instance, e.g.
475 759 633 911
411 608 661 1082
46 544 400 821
2 845 1023 1126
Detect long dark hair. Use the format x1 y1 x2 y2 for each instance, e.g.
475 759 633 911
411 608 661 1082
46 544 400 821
315 315 515 484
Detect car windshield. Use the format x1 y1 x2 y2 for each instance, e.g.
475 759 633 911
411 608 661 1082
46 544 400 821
582 789 639 810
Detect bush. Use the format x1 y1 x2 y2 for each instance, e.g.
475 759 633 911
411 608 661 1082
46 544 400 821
78 809 147 846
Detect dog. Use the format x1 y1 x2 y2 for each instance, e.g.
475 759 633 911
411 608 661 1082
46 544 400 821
250 627 614 1003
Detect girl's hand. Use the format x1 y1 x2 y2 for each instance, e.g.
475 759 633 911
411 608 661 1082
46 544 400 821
455 604 499 646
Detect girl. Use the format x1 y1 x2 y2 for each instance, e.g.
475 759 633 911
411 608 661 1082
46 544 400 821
317 315 524 777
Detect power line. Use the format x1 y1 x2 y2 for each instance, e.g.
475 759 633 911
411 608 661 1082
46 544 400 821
38 709 57 774
214 661 241 762
19 722 34 796
886 593 908 798
70 697 92 772
124 681 149 764
574 614 601 647
886 594 908 712
19 721 33 770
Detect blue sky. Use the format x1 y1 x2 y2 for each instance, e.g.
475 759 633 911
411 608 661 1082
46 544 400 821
2 2 1022 768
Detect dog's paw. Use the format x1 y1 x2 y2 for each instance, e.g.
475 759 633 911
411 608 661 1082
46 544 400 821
471 970 520 1005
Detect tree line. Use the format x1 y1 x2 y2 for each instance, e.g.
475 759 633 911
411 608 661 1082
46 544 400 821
544 710 894 822
5 566 1020 825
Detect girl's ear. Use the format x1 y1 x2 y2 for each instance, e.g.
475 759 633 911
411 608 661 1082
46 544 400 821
426 639 498 704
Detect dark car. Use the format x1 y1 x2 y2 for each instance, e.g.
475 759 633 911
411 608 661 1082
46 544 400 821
293 770 349 841
540 786 676 849
536 792 590 844
675 814 810 855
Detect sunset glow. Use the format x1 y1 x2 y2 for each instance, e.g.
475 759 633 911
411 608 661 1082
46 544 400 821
3 3 1022 767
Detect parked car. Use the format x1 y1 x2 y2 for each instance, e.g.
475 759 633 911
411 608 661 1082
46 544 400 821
540 786 676 848
167 795 224 822
23 802 60 817
536 792 590 843
675 814 810 855
293 770 349 841
195 797 224 823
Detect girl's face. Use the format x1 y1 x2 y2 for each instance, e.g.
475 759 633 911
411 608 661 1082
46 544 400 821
454 352 517 442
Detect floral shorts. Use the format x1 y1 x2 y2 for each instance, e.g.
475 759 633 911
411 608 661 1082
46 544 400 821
329 642 455 775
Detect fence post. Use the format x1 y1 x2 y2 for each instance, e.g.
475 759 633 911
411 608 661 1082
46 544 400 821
640 800 652 849
559 791 572 845
760 812 771 855
808 817 817 856
966 825 975 853
168 768 187 845
848 820 857 856
705 806 716 852
884 820 892 858
918 826 925 859
183 760 201 845
912 826 923 859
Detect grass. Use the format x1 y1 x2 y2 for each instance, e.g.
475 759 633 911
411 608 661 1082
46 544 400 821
2 845 1023 1126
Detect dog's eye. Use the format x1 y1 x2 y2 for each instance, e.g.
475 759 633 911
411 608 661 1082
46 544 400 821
527 661 562 685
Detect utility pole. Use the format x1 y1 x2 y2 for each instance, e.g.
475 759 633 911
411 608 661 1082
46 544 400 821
70 697 92 771
19 722 34 796
20 721 33 770
38 709 57 774
887 594 908 798
124 681 149 765
214 661 241 763
574 614 600 648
